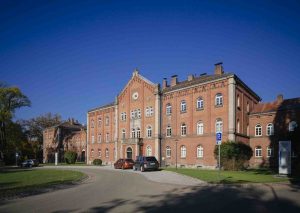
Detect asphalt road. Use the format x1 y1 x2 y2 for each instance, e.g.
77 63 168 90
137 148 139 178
1 166 300 213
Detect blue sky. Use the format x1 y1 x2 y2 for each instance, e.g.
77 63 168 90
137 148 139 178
1 0 300 124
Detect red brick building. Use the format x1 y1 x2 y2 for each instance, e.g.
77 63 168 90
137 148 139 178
87 63 299 170
43 119 87 163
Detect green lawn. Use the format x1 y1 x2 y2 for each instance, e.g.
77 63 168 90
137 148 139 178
166 168 290 184
0 169 86 199
42 162 89 166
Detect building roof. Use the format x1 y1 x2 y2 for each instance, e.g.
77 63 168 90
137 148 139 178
251 97 300 114
88 102 115 113
44 121 85 131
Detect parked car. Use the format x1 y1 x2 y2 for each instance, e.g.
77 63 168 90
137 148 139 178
133 156 159 172
21 159 39 168
114 158 134 169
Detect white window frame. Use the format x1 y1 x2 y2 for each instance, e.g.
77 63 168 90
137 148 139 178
267 147 272 157
237 119 240 133
181 100 187 112
197 122 204 135
166 146 171 158
106 133 109 143
215 93 223 106
105 116 109 126
91 149 94 157
266 123 274 136
166 125 172 137
196 97 204 109
105 148 109 158
91 119 94 128
215 119 223 133
197 145 203 158
146 146 152 156
98 133 101 143
180 146 186 158
166 103 172 115
98 117 102 126
237 95 240 108
91 135 95 144
98 149 101 158
255 146 262 157
255 124 262 136
136 128 141 138
132 128 136 138
149 107 154 116
145 107 150 117
181 123 187 136
147 126 152 138
122 129 126 139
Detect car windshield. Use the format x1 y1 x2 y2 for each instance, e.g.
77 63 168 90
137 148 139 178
146 157 156 161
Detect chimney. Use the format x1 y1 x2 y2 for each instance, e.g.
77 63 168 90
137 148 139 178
214 62 224 75
162 78 168 89
188 74 194 81
277 94 283 103
171 75 178 87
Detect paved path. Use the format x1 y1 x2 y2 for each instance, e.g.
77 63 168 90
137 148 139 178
1 166 300 213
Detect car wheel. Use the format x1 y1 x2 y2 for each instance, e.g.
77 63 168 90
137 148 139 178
140 165 144 172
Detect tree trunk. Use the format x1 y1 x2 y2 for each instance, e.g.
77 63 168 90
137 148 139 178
0 121 6 162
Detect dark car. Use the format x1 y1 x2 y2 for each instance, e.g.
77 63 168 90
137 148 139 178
21 159 39 168
133 156 159 172
114 158 134 169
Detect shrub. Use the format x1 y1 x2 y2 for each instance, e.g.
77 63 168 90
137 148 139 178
93 159 102 166
214 141 253 170
64 151 77 164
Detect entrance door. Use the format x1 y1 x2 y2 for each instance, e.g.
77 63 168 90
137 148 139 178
81 150 86 162
126 147 132 159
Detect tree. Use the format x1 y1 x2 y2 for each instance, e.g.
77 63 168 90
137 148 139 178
0 83 31 162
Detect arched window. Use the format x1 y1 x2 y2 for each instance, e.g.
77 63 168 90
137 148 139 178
266 123 274 136
181 100 187 112
197 145 203 158
180 146 186 158
255 146 262 157
126 147 132 159
98 149 101 157
166 103 172 115
98 133 101 143
91 119 94 128
91 132 95 144
106 133 109 142
215 93 223 106
255 124 262 136
237 119 240 133
105 116 109 126
166 125 172 137
197 121 204 135
267 147 272 157
196 97 204 109
122 129 126 139
215 118 223 133
237 95 240 108
146 146 152 156
136 128 141 138
166 146 171 158
98 117 102 126
91 149 94 158
105 148 109 158
289 121 297 132
146 126 152 138
132 128 136 138
181 123 187 136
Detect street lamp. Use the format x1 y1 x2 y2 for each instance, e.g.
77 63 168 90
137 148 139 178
175 138 179 170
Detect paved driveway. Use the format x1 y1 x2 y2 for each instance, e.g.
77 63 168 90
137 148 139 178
1 166 300 213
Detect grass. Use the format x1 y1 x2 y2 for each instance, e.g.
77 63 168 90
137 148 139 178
42 162 89 166
165 168 290 184
0 169 86 199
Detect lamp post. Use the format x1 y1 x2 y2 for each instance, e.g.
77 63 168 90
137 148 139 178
175 138 178 170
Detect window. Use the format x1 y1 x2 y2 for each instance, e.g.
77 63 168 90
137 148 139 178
105 116 109 126
126 147 132 159
98 133 101 143
122 129 126 139
166 103 172 115
215 93 223 106
132 129 136 138
181 123 187 136
215 119 223 133
247 102 250 112
237 119 240 133
137 109 141 118
146 146 152 156
98 117 102 126
147 126 152 138
106 133 109 142
145 107 149 117
247 124 249 136
136 128 141 138
91 133 95 144
237 95 240 108
196 97 204 109
121 112 126 121
166 125 172 137
289 121 297 132
166 146 171 158
181 100 187 112
255 124 262 136
255 146 262 157
197 145 203 158
267 147 272 157
91 119 94 128
149 107 154 116
197 122 204 135
181 146 186 158
105 148 109 158
91 149 94 158
266 123 274 136
98 149 101 158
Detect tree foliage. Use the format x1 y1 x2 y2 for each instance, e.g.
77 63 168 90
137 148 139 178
214 141 253 170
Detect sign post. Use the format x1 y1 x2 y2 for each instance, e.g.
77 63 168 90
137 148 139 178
216 132 222 181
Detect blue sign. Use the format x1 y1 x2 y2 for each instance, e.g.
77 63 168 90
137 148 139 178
216 132 222 145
